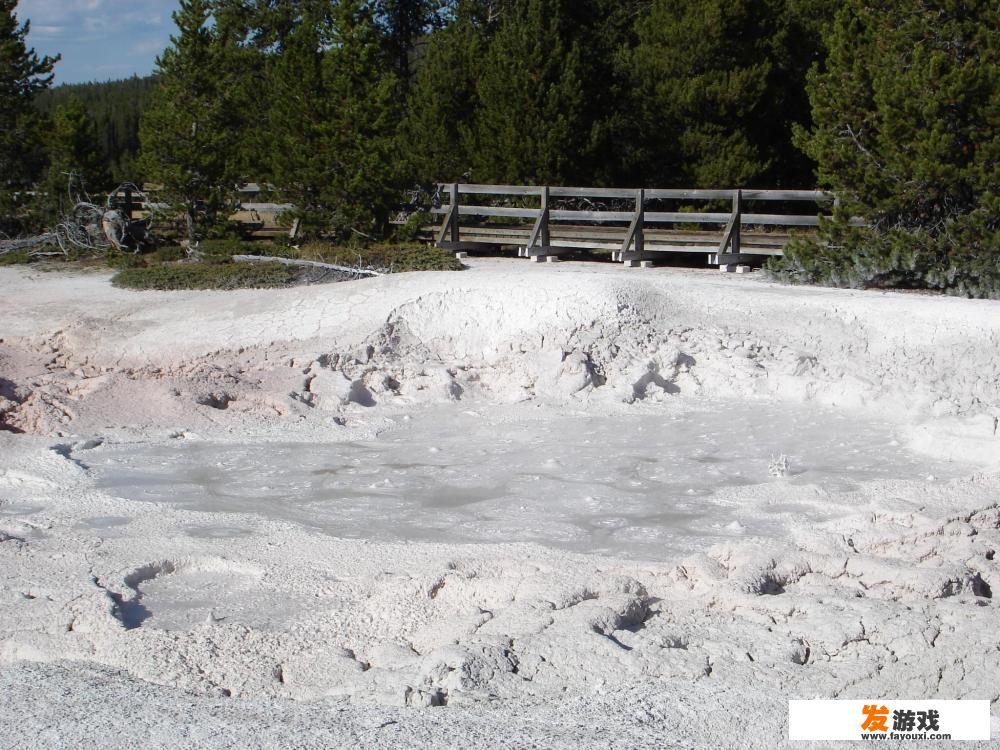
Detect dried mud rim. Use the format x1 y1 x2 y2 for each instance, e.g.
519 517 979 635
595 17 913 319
0 377 27 434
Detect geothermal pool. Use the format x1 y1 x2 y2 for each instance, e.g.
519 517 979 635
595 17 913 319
86 402 968 563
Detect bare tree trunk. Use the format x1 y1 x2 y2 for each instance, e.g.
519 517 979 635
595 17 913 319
185 207 197 247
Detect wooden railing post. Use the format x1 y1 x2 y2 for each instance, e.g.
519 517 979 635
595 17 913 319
716 188 742 263
540 185 550 249
731 188 742 255
449 183 460 244
526 185 550 256
635 188 645 254
435 182 460 247
620 188 645 260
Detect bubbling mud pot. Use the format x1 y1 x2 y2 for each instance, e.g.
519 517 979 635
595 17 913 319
90 402 970 566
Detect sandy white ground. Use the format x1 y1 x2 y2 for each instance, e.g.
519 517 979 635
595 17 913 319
0 259 998 748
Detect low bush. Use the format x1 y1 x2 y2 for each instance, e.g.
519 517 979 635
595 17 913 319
151 244 188 263
6 237 461 290
768 214 1000 299
193 238 269 261
111 261 298 290
298 242 463 272
0 250 32 266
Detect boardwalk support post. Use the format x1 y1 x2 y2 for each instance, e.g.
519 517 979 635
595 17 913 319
526 185 550 259
437 183 460 247
715 189 743 270
621 188 648 266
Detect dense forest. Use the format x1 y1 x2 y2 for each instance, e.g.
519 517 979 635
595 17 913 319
1 0 997 296
36 76 157 183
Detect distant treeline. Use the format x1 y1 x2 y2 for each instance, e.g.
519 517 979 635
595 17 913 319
2 0 997 296
35 76 157 183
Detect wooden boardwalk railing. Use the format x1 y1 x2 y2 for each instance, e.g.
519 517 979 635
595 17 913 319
427 183 839 268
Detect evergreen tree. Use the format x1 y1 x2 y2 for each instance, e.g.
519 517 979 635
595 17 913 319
211 3 267 185
403 1 484 183
629 0 795 188
373 0 445 93
138 0 245 242
38 96 111 222
439 0 510 31
267 2 329 229
406 0 645 187
208 0 286 184
472 0 587 185
0 0 58 235
567 0 647 186
268 0 401 237
777 0 842 184
213 0 317 51
775 0 1000 297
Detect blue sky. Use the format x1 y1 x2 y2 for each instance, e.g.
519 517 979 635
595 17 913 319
16 0 180 84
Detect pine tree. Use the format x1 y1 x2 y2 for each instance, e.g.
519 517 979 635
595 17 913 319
403 1 484 183
472 0 587 185
38 96 111 222
566 0 647 186
406 0 647 187
138 0 245 242
213 0 318 51
208 0 282 184
0 0 58 235
267 2 330 230
268 0 402 237
373 0 444 93
776 0 1000 297
777 0 842 185
629 0 793 188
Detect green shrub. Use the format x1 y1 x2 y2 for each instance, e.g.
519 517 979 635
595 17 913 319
107 246 187 270
111 261 298 290
105 249 146 269
391 211 432 242
151 245 188 263
770 214 1000 299
299 242 463 272
0 250 32 266
194 238 267 260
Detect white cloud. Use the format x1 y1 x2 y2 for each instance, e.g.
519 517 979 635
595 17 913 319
15 0 178 83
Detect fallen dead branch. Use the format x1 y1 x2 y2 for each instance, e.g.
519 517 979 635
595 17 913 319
0 181 154 259
232 254 385 277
